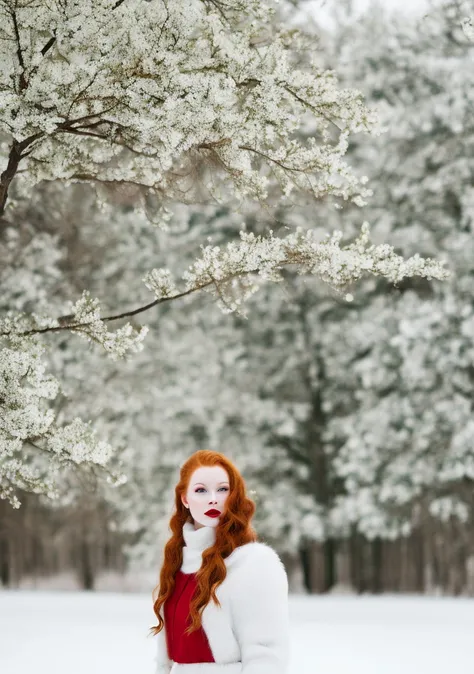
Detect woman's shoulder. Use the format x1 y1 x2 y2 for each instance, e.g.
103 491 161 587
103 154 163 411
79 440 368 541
224 541 288 602
225 540 286 574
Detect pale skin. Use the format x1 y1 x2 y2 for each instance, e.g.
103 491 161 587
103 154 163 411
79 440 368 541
181 465 230 530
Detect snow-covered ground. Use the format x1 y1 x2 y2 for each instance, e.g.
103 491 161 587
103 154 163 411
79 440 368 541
1 591 473 674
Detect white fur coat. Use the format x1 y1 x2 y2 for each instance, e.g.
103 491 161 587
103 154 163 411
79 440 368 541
155 522 290 674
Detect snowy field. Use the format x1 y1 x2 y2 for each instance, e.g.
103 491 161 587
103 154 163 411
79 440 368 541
1 591 473 674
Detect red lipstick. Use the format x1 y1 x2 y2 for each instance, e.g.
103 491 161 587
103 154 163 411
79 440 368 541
205 509 221 518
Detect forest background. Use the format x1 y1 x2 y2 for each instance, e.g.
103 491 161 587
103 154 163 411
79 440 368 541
1 0 473 599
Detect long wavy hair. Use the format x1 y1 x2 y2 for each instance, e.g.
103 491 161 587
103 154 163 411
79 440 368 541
151 450 257 635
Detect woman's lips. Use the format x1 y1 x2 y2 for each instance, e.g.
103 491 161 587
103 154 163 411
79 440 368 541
204 509 221 517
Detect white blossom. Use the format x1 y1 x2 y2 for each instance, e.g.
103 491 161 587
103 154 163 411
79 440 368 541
0 0 376 211
0 336 123 507
143 269 178 299
69 291 149 359
319 0 474 537
461 17 474 41
0 0 450 512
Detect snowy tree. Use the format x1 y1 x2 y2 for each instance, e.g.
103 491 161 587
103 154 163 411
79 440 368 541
0 0 448 507
315 0 474 541
172 0 474 588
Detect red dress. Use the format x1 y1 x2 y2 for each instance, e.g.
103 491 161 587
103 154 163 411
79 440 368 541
164 570 215 664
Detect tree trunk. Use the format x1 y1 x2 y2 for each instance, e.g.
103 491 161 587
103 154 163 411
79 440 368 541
79 539 95 591
323 538 337 591
371 538 382 593
0 536 10 587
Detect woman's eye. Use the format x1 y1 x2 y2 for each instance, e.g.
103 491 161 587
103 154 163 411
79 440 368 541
218 487 229 492
195 488 205 493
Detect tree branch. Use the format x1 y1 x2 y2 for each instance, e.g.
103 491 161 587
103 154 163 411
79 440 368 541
5 283 212 337
11 7 27 92
0 133 44 216
284 85 343 133
4 264 269 338
238 144 307 173
41 34 56 56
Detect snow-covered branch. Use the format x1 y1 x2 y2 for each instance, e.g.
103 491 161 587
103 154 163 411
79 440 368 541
0 0 376 215
0 338 126 508
0 0 450 511
2 224 448 342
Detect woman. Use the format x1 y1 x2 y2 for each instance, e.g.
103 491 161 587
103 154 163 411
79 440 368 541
152 449 290 674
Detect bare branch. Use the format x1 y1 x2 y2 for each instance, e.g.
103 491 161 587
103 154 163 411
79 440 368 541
284 85 343 133
0 133 44 215
10 6 28 92
41 34 56 56
4 259 276 338
238 144 307 173
4 283 212 337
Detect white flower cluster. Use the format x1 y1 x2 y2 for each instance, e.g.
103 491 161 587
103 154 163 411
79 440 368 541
0 339 57 506
461 17 474 41
70 291 149 359
180 224 448 314
142 268 178 299
324 288 474 538
47 418 114 468
0 336 123 507
0 0 376 212
317 1 474 537
2 217 447 508
46 224 448 327
0 0 452 512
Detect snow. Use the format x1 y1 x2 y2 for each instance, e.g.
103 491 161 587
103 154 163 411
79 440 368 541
1 591 473 674
289 595 474 673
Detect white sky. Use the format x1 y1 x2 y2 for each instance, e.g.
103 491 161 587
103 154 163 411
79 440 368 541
302 0 431 28
306 0 429 14
348 0 429 11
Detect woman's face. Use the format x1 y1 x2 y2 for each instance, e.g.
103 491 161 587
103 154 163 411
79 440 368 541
182 465 230 529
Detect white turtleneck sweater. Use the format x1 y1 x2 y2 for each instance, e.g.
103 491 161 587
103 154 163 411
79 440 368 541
156 521 290 674
181 520 216 574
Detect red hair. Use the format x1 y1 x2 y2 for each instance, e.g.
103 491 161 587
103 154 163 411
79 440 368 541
151 450 257 635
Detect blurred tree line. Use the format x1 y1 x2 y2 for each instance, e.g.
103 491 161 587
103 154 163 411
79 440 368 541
2 0 474 595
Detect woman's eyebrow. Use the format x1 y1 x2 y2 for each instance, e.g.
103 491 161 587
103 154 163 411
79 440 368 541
192 481 230 486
